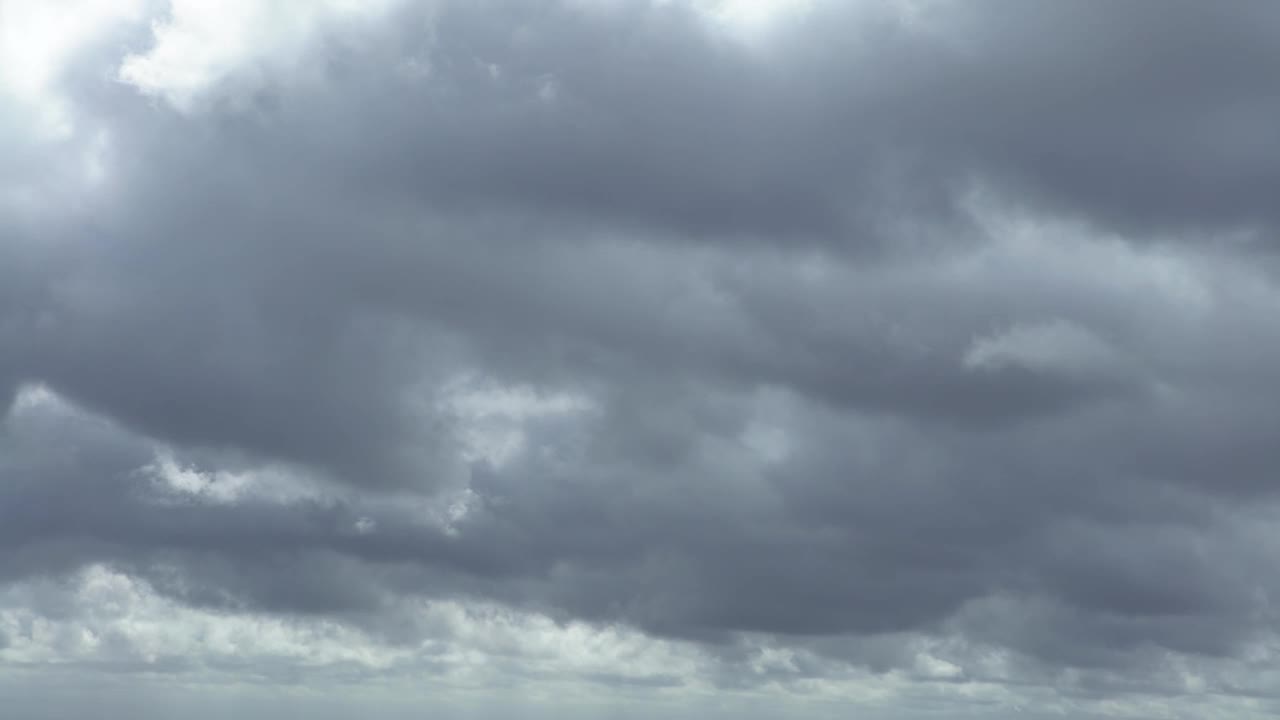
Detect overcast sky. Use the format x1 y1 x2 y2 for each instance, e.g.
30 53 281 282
4 1 1280 718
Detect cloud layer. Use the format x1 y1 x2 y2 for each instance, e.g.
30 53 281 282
5 1 1280 717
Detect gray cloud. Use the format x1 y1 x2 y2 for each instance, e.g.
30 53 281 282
7 1 1280 717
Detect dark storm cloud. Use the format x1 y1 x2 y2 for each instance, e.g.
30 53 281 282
7 0 1280 704
240 0 1280 243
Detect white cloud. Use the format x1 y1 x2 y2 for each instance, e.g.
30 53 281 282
0 0 145 136
118 0 406 111
691 0 814 42
0 564 704 691
440 375 595 468
963 319 1122 377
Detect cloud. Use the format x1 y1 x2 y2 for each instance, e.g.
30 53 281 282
7 1 1280 718
117 0 407 112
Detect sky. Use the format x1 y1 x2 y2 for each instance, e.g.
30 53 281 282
3 1 1280 718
